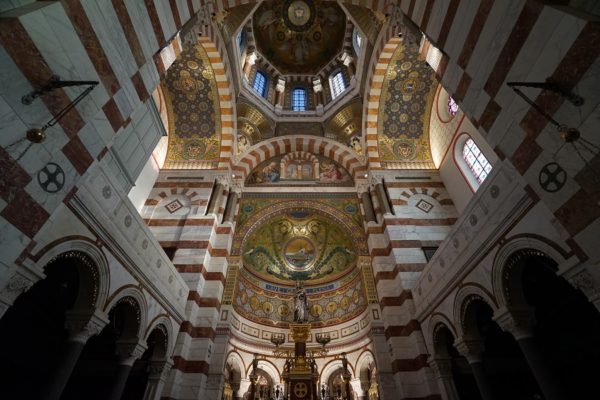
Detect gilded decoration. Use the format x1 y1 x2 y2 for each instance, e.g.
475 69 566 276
241 211 357 282
378 43 437 168
163 44 221 168
246 153 353 186
253 0 347 74
233 268 367 328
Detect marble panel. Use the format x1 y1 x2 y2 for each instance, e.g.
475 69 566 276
153 0 177 42
443 0 480 61
123 0 159 60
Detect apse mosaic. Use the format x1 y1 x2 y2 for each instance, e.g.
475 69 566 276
252 0 347 74
241 211 357 283
163 44 220 168
233 269 367 328
246 153 353 186
378 43 437 168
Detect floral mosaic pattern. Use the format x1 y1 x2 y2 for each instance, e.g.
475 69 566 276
163 44 220 167
378 43 437 168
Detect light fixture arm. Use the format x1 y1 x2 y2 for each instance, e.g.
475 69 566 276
506 79 584 107
22 75 99 105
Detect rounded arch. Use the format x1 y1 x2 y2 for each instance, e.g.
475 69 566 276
145 315 174 357
431 322 456 357
453 284 499 339
492 237 568 310
104 286 148 340
34 239 110 310
319 358 345 387
355 350 377 393
225 350 246 381
427 312 458 355
234 136 365 180
247 358 281 383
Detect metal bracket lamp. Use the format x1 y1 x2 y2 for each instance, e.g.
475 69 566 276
6 75 98 161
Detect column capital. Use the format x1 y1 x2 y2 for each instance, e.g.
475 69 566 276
312 78 323 93
493 307 535 341
116 339 148 366
428 356 453 379
276 77 286 92
246 52 257 66
453 338 485 364
341 52 354 66
65 308 110 344
148 359 174 380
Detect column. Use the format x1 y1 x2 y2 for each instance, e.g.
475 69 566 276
243 52 257 82
454 339 496 400
361 190 376 223
369 325 398 400
369 188 382 222
223 190 239 223
275 77 285 111
495 309 567 400
313 78 324 115
374 182 392 215
428 357 459 400
143 359 173 400
341 52 356 81
107 340 148 400
41 309 109 400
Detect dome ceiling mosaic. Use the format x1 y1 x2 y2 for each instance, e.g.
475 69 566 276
252 0 347 74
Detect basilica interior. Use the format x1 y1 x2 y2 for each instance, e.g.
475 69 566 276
0 1 599 400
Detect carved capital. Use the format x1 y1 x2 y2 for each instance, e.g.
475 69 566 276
148 359 174 380
494 307 535 341
453 338 485 364
0 274 33 304
65 309 110 344
568 269 599 300
116 339 148 366
428 357 453 379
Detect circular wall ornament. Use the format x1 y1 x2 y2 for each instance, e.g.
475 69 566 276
124 215 132 227
539 162 567 193
102 185 112 199
284 0 315 31
283 237 316 270
37 162 65 193
294 382 308 398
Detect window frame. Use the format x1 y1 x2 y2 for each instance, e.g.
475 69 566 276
253 70 268 98
291 87 308 111
329 70 346 100
454 133 493 191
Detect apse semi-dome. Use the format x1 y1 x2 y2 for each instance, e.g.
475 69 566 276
252 0 347 74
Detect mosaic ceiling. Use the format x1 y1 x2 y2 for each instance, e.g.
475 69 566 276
378 43 437 169
253 0 347 74
234 196 367 284
162 44 220 168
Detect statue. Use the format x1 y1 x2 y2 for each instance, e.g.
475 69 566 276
293 281 309 323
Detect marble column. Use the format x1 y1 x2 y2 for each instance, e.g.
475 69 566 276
243 53 257 82
223 190 239 223
107 340 148 400
341 52 356 80
275 78 286 111
361 191 376 223
41 309 110 400
313 78 324 115
143 359 173 400
495 309 567 400
374 182 392 215
454 338 496 400
207 182 225 216
428 357 459 400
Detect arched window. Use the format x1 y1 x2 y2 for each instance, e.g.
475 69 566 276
448 96 459 116
462 137 492 184
329 71 346 99
292 88 307 111
253 71 268 98
352 28 362 55
237 29 247 53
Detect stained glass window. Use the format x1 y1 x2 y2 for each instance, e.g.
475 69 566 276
292 88 307 111
462 138 492 184
448 96 459 116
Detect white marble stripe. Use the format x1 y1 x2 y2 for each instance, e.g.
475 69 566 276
124 0 159 60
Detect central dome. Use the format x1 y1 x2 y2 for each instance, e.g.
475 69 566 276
253 0 347 74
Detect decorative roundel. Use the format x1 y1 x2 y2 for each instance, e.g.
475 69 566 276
37 162 65 193
539 162 567 193
283 0 315 32
294 382 308 398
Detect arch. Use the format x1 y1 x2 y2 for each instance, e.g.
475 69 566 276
249 358 281 383
454 134 493 189
104 286 148 340
145 315 174 357
427 312 458 355
292 87 308 111
319 358 345 387
34 239 110 310
453 284 499 339
234 135 365 180
355 350 377 393
492 237 568 310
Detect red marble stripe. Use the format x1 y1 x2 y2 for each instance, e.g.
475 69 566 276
61 0 121 96
0 148 32 202
554 188 600 237
144 0 167 48
437 0 460 49
479 99 501 132
62 136 94 175
408 0 416 19
385 320 421 338
172 356 209 374
131 71 149 102
454 72 471 102
484 0 543 98
510 137 542 175
186 0 194 16
0 189 49 238
102 98 125 132
392 354 429 373
111 0 145 68
420 0 435 33
169 0 182 29
457 0 493 69
0 18 85 138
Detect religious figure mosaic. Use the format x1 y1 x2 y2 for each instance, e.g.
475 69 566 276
378 43 437 168
162 44 221 168
246 153 353 186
